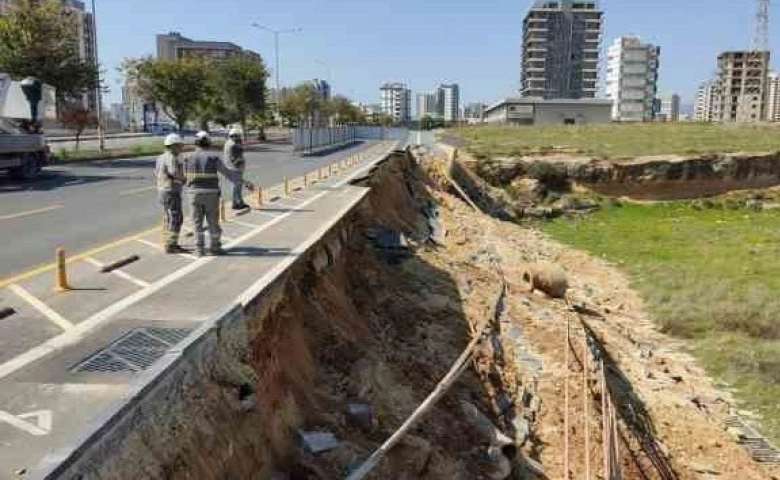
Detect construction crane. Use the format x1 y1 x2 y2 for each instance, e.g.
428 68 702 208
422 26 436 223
738 0 771 122
752 0 770 53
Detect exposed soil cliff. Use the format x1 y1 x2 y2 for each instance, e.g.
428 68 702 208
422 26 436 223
471 152 780 200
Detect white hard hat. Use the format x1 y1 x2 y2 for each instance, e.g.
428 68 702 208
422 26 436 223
164 133 183 146
228 128 242 137
195 131 210 141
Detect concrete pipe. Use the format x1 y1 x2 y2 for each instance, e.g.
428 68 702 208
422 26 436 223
523 262 568 299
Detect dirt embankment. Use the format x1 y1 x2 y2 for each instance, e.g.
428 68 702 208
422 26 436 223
473 152 780 200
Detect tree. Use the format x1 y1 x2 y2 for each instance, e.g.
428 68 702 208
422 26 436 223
215 55 268 133
0 0 99 111
326 95 365 125
60 105 98 150
279 82 322 127
122 56 212 131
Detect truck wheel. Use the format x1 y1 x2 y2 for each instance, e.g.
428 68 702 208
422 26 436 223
8 153 42 180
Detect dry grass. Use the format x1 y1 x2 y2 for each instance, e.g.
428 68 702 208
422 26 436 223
543 202 780 442
451 123 780 159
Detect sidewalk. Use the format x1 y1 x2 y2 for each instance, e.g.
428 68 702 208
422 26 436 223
0 141 399 479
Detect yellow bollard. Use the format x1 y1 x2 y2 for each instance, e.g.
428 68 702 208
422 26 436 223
304 173 310 188
284 177 290 197
318 167 324 181
219 199 226 222
55 247 70 292
255 186 263 208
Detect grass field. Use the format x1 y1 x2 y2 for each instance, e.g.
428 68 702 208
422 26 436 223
454 123 780 159
542 203 780 442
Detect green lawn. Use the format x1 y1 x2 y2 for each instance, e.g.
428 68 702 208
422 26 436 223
453 123 780 159
543 203 780 442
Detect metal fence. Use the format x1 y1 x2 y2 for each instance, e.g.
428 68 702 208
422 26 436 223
292 126 410 155
291 126 357 155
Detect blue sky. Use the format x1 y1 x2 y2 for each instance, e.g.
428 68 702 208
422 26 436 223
97 0 775 108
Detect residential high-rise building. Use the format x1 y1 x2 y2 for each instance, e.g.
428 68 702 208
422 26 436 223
380 82 411 124
436 83 460 122
656 93 681 122
521 0 603 99
767 72 780 122
1 0 98 111
714 50 770 123
415 93 437 119
694 80 718 122
604 36 660 122
156 32 263 63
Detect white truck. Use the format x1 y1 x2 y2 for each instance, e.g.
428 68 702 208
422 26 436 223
0 74 56 179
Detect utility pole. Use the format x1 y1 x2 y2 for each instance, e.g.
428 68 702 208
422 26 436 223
250 23 302 105
90 0 105 152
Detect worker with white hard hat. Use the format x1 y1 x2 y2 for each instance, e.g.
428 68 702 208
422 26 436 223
224 127 249 210
154 133 187 254
182 131 255 256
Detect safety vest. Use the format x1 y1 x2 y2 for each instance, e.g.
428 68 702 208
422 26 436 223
184 149 221 191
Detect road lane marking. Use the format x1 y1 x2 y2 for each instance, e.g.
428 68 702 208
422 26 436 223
119 186 156 196
83 257 151 288
0 226 161 290
0 205 63 222
135 239 198 260
230 219 264 228
0 410 52 436
0 190 329 380
7 284 74 331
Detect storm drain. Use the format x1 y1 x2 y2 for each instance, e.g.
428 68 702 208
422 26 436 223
71 327 194 373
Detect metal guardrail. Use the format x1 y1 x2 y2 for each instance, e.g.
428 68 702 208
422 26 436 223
292 126 410 156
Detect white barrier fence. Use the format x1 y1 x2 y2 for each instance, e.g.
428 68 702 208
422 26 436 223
292 126 410 155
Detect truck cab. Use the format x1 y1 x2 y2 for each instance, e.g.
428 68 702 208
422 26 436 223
0 74 56 180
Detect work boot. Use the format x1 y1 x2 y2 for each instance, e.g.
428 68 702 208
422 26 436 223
165 245 189 254
232 204 249 211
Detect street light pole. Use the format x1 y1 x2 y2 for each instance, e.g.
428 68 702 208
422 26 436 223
250 23 301 104
90 0 105 152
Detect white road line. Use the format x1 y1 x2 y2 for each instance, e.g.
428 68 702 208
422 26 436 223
83 257 151 288
229 219 264 228
0 189 330 380
0 205 63 221
135 239 198 260
0 410 49 436
7 284 74 331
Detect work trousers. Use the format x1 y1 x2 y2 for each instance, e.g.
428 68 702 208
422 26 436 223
232 170 245 207
187 191 222 253
159 190 183 247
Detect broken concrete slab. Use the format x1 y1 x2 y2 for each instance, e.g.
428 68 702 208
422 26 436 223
298 430 341 455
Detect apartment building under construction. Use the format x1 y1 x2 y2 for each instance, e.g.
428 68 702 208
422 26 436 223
715 50 770 122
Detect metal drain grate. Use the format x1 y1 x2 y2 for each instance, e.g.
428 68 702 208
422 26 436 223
726 415 780 464
71 327 193 373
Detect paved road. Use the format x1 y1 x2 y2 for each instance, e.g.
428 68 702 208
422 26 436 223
0 141 377 280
